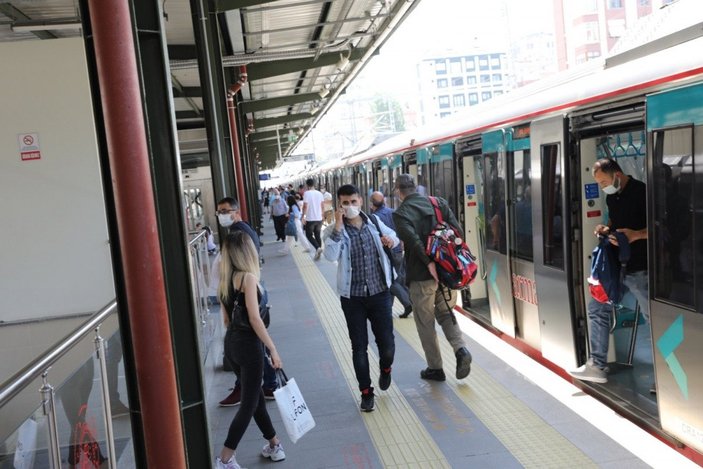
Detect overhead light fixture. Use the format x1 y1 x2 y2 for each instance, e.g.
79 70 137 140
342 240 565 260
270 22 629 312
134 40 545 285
336 51 350 71
318 87 330 98
11 19 82 32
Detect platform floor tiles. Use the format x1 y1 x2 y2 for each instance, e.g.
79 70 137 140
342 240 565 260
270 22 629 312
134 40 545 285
204 220 694 469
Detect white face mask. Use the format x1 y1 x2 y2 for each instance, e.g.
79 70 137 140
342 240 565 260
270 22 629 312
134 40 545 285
602 176 620 195
345 205 361 219
218 214 234 227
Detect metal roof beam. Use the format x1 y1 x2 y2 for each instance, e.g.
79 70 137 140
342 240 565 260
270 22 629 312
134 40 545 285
172 86 202 98
241 92 320 113
254 113 313 129
243 14 388 37
215 0 280 12
0 3 57 39
241 0 333 14
246 48 366 80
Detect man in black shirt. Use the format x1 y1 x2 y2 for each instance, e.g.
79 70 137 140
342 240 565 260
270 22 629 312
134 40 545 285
570 158 648 384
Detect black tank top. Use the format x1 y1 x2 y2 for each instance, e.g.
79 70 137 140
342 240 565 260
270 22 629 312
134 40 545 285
222 275 265 333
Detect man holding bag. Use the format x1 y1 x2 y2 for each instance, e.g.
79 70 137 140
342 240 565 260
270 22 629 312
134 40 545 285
322 184 398 412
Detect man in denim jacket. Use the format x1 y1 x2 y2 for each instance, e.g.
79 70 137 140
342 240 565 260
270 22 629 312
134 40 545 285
322 184 399 413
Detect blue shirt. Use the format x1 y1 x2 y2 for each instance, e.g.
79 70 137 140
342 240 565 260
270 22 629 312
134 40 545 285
229 221 260 254
372 205 401 253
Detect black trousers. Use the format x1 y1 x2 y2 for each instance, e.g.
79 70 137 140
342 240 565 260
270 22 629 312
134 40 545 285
272 214 287 241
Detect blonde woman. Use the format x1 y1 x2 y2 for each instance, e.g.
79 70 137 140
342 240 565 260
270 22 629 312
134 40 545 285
216 231 285 468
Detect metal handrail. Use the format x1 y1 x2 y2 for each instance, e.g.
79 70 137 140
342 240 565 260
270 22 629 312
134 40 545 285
0 299 118 408
189 229 207 246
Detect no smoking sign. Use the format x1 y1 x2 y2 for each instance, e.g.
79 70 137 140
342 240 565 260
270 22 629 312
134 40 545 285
17 132 41 161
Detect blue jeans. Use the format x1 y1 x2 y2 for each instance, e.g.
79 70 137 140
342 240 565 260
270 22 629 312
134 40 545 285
340 290 395 391
588 270 648 369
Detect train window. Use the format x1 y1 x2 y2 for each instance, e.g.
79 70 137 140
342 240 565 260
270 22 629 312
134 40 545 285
417 164 428 196
485 153 507 254
511 150 533 262
541 144 564 270
431 159 455 214
652 127 695 308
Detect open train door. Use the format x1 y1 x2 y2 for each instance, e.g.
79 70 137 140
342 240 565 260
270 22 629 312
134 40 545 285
647 84 703 452
482 129 516 337
530 116 579 370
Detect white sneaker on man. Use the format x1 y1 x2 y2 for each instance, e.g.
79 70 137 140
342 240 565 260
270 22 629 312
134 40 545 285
261 443 286 462
569 358 607 383
314 247 323 260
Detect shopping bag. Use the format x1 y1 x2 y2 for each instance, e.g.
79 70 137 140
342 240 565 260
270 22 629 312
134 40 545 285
273 369 315 443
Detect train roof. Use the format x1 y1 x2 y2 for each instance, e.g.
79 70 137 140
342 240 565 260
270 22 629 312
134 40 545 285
332 26 703 171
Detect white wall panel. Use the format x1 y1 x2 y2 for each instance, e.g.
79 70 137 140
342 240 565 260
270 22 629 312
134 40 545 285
0 37 114 322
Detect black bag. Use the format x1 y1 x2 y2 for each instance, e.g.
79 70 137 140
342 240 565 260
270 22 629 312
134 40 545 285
229 276 271 331
368 213 402 282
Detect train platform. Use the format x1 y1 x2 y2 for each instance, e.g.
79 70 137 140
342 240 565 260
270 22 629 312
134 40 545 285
202 219 696 469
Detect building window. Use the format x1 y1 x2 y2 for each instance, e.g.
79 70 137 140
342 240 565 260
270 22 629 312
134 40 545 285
490 55 502 69
586 50 601 60
608 0 622 8
468 93 478 104
440 112 452 118
451 76 464 87
481 91 492 101
449 59 462 75
480 74 490 84
491 73 502 82
465 57 475 71
581 22 600 43
435 60 447 75
437 78 448 89
494 90 503 96
453 94 466 107
438 95 450 109
639 0 649 5
467 76 477 85
479 55 489 70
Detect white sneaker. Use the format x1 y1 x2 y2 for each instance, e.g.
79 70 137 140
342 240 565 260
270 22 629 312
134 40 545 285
261 443 286 462
314 247 323 260
215 455 241 469
569 358 607 383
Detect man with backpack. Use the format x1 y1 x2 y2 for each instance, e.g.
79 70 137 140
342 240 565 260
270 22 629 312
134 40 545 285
392 174 472 382
569 158 648 384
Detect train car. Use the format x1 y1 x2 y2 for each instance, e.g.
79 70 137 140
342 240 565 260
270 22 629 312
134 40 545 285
292 30 703 456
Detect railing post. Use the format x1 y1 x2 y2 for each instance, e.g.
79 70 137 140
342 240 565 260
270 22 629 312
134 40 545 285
39 370 62 469
95 327 118 468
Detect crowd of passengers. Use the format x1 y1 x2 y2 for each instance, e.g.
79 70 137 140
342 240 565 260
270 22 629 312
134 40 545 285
209 175 472 469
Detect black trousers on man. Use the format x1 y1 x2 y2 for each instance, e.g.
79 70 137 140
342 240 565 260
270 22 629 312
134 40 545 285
272 214 287 241
304 220 322 249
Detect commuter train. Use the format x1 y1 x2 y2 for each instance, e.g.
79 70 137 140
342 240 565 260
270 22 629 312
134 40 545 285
284 33 703 456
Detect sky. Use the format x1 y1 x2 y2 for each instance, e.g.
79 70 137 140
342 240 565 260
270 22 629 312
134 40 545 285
292 0 555 158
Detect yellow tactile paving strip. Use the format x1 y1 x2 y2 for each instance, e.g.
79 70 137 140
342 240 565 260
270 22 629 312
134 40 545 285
293 247 597 468
291 248 451 469
389 305 597 469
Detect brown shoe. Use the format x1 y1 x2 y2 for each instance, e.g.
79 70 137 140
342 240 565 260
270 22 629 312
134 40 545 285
219 386 241 406
263 387 276 400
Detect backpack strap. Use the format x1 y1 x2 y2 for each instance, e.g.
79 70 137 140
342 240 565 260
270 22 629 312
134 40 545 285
367 213 397 273
429 196 444 224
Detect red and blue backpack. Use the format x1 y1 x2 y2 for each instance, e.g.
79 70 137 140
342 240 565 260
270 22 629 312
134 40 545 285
425 197 478 290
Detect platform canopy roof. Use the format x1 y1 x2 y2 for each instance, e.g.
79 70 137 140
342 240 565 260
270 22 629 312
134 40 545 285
0 0 419 169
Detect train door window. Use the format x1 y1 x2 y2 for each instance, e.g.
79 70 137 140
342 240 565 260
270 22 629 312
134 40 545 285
652 127 695 308
431 159 456 214
541 144 564 270
510 150 533 261
485 153 506 254
417 163 429 196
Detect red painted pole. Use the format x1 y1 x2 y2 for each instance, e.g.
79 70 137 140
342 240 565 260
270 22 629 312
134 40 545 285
87 1 186 467
228 66 249 221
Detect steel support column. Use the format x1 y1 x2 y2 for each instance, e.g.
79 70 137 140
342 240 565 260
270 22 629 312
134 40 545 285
85 1 186 467
190 0 236 218
131 0 212 466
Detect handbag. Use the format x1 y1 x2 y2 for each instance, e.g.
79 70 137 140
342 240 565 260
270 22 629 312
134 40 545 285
229 276 271 331
273 369 315 443
285 216 297 239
